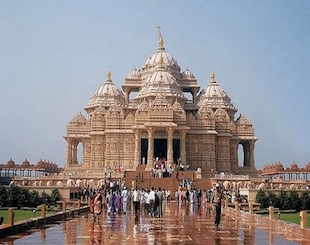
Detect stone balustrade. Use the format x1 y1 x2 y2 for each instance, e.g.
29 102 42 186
214 174 250 180
224 203 310 241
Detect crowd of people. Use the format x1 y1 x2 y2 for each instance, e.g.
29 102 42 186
80 173 228 232
85 180 224 219
85 181 225 244
148 157 191 179
86 179 177 220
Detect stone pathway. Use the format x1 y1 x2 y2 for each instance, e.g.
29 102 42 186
0 202 308 244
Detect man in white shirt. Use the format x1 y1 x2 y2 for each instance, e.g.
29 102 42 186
121 187 129 214
143 189 149 214
132 187 141 217
149 187 156 217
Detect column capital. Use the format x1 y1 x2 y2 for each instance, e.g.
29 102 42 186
133 128 141 134
179 129 188 135
147 127 155 135
166 127 174 134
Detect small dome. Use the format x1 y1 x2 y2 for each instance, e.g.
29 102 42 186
36 159 45 168
275 162 284 171
181 68 195 79
235 114 252 127
289 162 299 171
197 73 237 112
21 159 30 168
305 162 310 171
7 158 15 167
128 67 141 78
69 113 87 125
85 71 125 111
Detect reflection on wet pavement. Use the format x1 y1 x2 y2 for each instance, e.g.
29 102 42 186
0 202 307 245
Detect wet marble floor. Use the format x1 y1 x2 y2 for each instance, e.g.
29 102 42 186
0 202 308 245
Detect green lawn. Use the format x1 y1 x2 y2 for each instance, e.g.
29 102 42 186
0 209 57 224
274 212 310 227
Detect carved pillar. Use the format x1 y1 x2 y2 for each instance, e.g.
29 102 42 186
180 130 187 165
134 129 141 167
81 140 85 164
243 141 250 167
249 140 255 168
167 127 174 165
73 141 78 165
146 128 154 170
123 88 130 104
66 139 72 166
192 88 199 106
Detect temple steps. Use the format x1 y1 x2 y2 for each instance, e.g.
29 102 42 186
120 169 212 195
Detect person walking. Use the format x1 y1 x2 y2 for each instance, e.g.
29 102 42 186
211 183 223 230
156 187 164 217
149 187 156 217
132 187 141 218
93 192 103 221
114 190 121 214
121 187 129 214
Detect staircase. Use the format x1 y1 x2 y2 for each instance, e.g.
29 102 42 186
119 170 212 197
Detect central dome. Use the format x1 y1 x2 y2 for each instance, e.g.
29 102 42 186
135 61 186 105
141 33 180 73
138 69 183 97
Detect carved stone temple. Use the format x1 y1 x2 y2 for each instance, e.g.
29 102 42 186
63 31 257 176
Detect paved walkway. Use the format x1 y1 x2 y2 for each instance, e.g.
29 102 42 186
0 202 308 245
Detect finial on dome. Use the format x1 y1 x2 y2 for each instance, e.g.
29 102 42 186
159 56 164 66
209 72 216 84
156 54 165 70
158 26 164 49
107 70 111 80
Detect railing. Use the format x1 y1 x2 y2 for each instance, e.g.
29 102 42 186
214 174 250 180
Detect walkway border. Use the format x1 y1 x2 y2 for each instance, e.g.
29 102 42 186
0 206 89 239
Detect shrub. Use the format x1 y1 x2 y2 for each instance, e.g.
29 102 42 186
300 191 310 211
256 189 269 209
50 189 60 206
0 185 7 207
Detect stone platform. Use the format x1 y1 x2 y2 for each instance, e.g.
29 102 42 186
0 202 308 245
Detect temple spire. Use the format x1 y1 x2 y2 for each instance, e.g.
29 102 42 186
210 72 216 83
158 26 164 50
107 70 111 80
105 70 112 83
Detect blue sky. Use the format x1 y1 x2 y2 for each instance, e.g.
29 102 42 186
0 1 309 170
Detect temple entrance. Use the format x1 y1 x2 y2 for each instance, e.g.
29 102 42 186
154 139 167 160
173 139 180 164
141 139 148 165
140 138 180 165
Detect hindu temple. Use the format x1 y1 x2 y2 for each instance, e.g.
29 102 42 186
63 29 257 177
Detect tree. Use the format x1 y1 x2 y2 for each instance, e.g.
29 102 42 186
0 185 7 207
300 191 310 211
277 189 290 210
17 187 30 207
256 189 269 209
50 189 60 206
268 191 278 208
289 190 301 211
29 190 41 207
7 185 22 207
41 191 51 207
5 185 32 208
